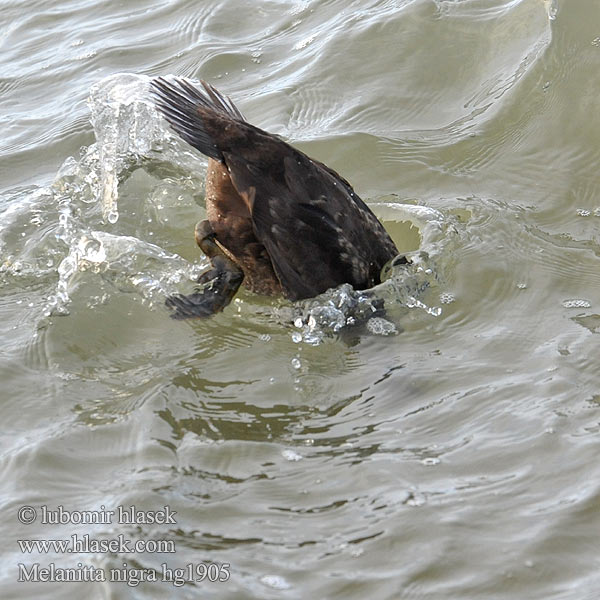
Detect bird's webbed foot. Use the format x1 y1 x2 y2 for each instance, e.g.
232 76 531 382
165 221 244 319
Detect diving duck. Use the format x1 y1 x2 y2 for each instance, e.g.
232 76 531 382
150 77 400 319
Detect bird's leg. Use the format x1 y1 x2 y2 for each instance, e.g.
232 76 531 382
194 219 221 258
165 220 244 319
194 220 225 285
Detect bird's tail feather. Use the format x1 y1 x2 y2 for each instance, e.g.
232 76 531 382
150 76 244 161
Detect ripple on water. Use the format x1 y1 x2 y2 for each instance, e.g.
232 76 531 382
376 0 552 177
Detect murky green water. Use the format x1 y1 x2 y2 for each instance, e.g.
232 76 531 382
2 0 600 598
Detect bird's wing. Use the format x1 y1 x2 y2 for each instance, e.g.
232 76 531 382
224 148 397 300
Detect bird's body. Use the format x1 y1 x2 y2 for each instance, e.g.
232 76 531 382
151 77 400 318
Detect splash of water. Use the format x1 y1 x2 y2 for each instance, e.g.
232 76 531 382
52 231 201 315
2 73 457 341
1 73 210 319
283 203 451 344
88 73 168 223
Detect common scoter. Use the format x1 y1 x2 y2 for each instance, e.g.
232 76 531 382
150 77 400 319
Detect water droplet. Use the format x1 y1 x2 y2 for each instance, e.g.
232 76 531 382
562 298 591 309
421 457 440 466
261 575 291 590
78 236 106 264
294 317 303 328
291 357 301 369
282 449 303 461
107 210 119 224
294 34 316 50
367 317 397 336
440 292 455 304
291 331 302 343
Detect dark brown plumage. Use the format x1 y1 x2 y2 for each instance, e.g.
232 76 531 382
151 76 400 318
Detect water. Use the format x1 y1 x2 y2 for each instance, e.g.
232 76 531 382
1 0 599 598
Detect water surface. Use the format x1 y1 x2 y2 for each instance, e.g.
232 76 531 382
2 0 600 598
